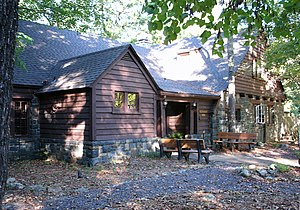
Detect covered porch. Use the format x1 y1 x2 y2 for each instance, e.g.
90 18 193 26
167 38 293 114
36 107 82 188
156 92 219 144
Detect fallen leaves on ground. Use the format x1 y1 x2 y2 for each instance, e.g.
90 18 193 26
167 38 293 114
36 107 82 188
3 144 300 209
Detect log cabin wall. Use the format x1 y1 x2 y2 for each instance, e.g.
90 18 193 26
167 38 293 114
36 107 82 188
38 89 91 162
9 86 40 160
90 52 157 164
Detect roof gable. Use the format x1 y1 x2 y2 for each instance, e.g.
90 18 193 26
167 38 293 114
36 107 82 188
40 45 130 93
40 44 159 94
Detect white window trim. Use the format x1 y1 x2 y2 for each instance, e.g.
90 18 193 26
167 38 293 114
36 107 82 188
255 104 266 124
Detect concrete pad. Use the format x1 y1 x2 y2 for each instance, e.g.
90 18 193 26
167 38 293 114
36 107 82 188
210 149 299 167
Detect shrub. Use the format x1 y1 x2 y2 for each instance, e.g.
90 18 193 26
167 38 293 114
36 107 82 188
168 132 184 139
274 163 290 173
294 150 300 159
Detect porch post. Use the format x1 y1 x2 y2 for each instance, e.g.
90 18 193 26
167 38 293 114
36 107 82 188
196 102 200 134
190 102 194 134
161 100 166 137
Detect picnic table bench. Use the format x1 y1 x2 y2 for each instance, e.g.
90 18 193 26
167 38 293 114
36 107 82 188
159 138 212 164
214 132 257 151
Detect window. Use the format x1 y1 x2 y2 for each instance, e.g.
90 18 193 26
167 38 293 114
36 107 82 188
114 92 124 108
236 108 241 122
268 106 275 124
113 91 139 113
255 104 266 124
127 93 138 110
14 101 29 136
252 59 258 78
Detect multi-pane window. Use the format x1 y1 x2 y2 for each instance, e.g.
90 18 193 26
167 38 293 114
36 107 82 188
14 101 29 136
113 91 139 113
255 104 266 124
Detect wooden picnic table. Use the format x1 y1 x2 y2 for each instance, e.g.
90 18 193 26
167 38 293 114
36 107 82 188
159 138 212 164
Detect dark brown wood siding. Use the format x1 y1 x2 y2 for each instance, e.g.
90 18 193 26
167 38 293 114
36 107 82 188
12 86 40 99
39 89 91 141
235 44 285 100
94 52 156 141
197 99 215 132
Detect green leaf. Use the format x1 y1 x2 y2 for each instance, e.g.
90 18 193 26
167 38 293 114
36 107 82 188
156 21 163 30
208 15 214 22
201 30 211 39
158 12 167 21
174 26 181 33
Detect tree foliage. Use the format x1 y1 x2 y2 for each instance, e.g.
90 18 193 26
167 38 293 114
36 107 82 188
265 39 300 115
145 0 300 55
145 0 300 114
19 0 161 42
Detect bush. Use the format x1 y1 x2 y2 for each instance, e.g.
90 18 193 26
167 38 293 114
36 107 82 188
168 132 184 139
294 150 300 159
274 163 290 173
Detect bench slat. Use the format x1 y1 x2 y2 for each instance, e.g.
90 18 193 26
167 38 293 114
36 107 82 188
216 132 257 151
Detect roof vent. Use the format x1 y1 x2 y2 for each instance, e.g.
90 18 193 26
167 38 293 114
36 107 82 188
136 39 152 47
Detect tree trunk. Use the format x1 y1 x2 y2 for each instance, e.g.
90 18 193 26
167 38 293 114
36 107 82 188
0 0 19 208
227 36 236 132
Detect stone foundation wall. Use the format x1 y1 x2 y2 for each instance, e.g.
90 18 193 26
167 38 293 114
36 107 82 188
8 137 39 160
40 138 159 166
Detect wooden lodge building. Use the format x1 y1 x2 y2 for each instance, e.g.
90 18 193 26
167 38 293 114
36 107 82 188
10 21 286 164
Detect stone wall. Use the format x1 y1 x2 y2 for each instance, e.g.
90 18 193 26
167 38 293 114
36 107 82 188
40 138 159 166
216 92 289 143
83 138 159 166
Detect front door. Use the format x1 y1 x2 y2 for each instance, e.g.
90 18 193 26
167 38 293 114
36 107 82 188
166 102 190 136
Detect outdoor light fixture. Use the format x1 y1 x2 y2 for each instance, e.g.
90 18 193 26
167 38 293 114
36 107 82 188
163 100 168 106
192 102 197 107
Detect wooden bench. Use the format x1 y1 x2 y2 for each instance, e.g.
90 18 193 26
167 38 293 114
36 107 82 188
159 138 181 160
159 138 211 163
215 132 257 151
179 139 211 164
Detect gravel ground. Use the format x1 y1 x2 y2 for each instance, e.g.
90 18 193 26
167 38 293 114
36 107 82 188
4 144 300 209
44 165 300 209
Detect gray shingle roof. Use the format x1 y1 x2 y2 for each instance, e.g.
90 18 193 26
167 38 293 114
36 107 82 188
16 21 249 97
16 20 122 86
133 35 249 95
40 45 130 93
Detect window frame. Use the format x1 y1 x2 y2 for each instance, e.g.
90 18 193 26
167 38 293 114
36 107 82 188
255 104 266 124
268 106 275 125
235 108 241 122
112 90 141 114
11 100 30 137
